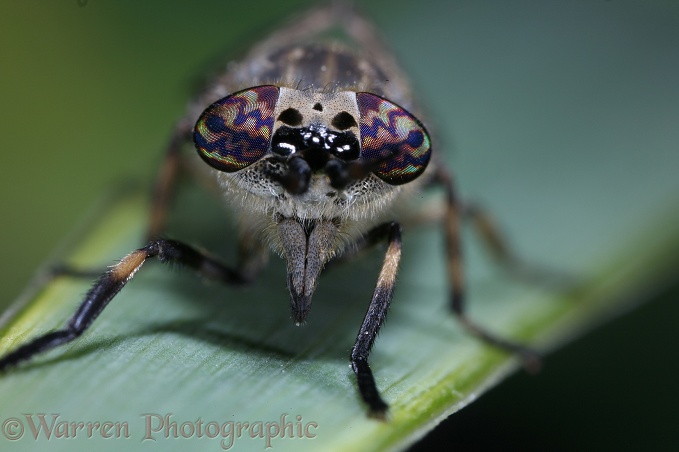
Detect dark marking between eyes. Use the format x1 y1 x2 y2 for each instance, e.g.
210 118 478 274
278 108 303 126
332 111 357 130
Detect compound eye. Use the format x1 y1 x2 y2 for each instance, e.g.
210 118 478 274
194 85 279 172
356 92 431 185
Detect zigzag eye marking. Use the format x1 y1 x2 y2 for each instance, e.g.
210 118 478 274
194 85 280 172
356 92 432 185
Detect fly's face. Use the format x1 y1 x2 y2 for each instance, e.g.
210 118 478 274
193 83 432 223
193 80 433 325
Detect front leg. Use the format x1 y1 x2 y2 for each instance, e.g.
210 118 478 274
350 222 402 418
0 239 246 372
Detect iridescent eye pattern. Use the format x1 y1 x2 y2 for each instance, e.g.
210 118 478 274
194 85 280 172
356 92 431 185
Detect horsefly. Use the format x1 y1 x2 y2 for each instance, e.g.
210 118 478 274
0 4 539 418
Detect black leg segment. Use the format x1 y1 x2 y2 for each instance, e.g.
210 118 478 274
350 221 402 418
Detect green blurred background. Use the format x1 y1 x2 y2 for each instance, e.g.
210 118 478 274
1 1 678 450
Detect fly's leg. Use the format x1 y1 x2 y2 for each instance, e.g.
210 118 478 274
0 239 247 372
349 222 402 418
148 119 194 240
403 174 570 287
435 167 542 373
39 119 195 283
